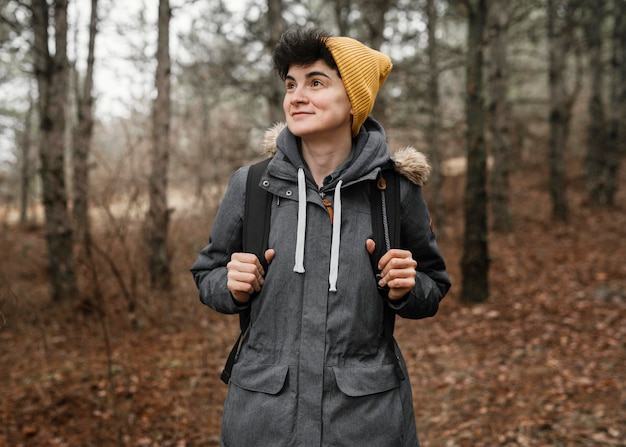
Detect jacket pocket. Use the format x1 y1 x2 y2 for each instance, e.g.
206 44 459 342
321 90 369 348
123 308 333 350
333 363 401 396
230 362 288 394
325 364 404 446
222 363 295 446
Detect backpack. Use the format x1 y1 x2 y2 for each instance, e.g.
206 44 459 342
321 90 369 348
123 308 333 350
220 158 401 384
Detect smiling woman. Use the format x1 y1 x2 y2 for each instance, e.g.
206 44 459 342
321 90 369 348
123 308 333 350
191 26 451 447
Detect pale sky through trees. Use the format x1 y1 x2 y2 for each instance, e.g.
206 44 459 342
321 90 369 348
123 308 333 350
71 0 248 120
0 0 248 164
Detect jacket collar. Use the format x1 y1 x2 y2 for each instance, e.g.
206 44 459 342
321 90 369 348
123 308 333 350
262 121 431 187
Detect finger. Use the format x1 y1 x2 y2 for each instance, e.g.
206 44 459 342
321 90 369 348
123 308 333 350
228 255 264 288
385 273 416 301
386 271 416 288
377 248 413 270
378 266 414 286
230 253 265 280
227 263 262 287
231 252 260 264
379 255 417 279
264 249 276 266
228 278 256 304
365 239 376 255
227 276 254 303
228 279 254 296
228 269 262 291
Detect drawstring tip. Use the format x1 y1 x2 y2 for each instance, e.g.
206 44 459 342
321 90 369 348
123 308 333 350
329 286 337 292
293 265 305 274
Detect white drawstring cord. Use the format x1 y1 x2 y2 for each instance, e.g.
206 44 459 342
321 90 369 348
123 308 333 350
293 168 306 273
328 180 343 292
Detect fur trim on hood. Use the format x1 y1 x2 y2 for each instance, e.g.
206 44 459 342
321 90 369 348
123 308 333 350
392 146 430 186
261 122 431 186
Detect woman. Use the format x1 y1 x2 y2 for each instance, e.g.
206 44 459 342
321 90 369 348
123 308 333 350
191 27 451 446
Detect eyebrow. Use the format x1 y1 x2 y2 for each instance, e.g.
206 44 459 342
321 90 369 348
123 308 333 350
285 70 332 81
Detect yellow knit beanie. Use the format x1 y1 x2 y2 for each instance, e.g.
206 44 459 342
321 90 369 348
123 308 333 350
324 37 393 137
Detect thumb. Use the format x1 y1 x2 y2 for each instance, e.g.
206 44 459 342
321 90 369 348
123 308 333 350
365 238 376 255
264 248 276 265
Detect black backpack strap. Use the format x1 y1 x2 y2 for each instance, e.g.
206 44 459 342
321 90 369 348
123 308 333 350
370 160 401 292
220 333 242 384
370 161 404 380
243 158 272 272
221 158 272 385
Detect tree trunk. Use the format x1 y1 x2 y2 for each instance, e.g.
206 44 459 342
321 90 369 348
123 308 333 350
72 0 98 244
365 0 391 50
426 0 445 236
266 0 286 124
606 0 625 205
618 0 626 158
584 0 609 206
488 0 513 233
333 0 351 36
461 0 490 304
20 91 34 226
146 0 172 290
547 0 571 222
32 0 78 302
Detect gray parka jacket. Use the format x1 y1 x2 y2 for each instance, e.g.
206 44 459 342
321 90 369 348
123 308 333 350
191 118 451 447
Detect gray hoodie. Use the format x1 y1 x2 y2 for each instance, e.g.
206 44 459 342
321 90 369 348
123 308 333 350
191 118 451 446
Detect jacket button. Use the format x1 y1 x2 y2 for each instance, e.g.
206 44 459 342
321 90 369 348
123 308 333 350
285 190 293 197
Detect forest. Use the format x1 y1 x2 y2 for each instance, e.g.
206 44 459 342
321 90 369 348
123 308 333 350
0 0 624 446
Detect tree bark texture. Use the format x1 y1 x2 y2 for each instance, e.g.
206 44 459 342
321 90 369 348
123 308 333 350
426 0 445 235
359 0 393 125
487 0 513 233
461 0 490 303
584 0 609 206
603 0 624 206
32 0 78 302
147 0 172 290
72 0 98 244
618 0 626 159
363 0 392 50
20 92 34 225
547 0 572 222
266 0 286 125
333 0 351 36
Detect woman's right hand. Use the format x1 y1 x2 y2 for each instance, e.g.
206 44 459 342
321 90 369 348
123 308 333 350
227 249 275 304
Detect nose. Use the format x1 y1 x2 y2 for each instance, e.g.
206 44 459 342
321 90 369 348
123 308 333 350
289 86 308 105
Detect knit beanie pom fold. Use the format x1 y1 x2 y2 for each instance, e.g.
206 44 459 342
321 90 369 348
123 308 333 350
324 37 393 137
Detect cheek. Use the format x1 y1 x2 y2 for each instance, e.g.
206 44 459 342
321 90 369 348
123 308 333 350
335 93 352 116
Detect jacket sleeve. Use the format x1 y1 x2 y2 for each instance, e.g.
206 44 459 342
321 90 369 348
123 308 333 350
190 166 250 315
388 178 451 319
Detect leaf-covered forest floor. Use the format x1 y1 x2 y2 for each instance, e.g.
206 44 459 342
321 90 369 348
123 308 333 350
1 154 625 447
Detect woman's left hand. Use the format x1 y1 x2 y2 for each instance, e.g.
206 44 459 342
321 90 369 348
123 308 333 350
366 239 417 301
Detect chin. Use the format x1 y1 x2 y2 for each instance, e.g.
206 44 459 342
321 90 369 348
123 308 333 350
286 122 313 138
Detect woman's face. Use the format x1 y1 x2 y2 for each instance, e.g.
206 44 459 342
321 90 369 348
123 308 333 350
283 60 353 140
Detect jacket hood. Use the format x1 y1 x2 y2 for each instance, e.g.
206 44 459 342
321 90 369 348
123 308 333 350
258 118 432 294
262 121 431 187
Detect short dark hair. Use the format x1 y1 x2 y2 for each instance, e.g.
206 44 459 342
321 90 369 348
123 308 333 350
272 27 340 80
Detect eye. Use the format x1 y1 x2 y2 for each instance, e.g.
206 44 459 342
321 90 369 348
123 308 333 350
311 79 323 87
285 81 296 90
